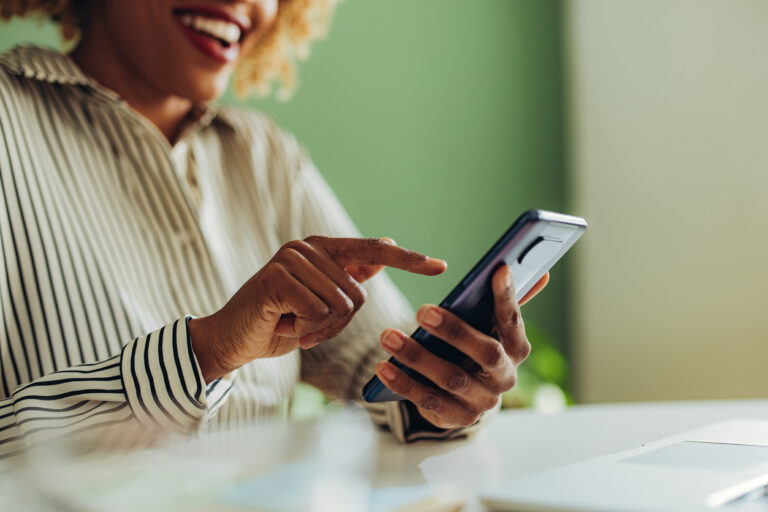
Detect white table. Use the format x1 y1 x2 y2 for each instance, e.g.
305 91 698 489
373 400 768 509
10 400 768 511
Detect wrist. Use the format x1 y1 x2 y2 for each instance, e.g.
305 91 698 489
188 315 232 382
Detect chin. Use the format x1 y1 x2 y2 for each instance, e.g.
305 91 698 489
173 70 233 103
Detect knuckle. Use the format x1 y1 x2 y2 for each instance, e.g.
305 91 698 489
278 247 305 265
306 304 330 321
285 248 305 261
504 371 518 390
270 262 290 279
488 380 508 395
337 293 354 314
419 393 443 412
360 239 383 263
516 338 532 362
482 395 500 412
350 284 367 309
463 412 481 426
482 342 506 369
281 240 304 253
303 235 324 246
487 369 517 394
444 369 470 394
507 308 523 328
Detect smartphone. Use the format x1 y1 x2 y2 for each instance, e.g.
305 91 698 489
361 209 587 403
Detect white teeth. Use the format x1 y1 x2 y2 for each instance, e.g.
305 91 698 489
179 14 241 44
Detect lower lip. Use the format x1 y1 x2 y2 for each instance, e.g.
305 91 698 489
174 17 240 64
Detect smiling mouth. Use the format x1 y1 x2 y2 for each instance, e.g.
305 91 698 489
178 12 242 47
172 6 251 64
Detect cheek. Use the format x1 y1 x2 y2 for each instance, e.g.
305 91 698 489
102 2 178 79
102 1 170 59
101 0 236 101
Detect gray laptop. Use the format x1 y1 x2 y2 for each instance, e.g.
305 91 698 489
481 420 768 512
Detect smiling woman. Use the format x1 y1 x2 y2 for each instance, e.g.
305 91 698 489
0 0 549 459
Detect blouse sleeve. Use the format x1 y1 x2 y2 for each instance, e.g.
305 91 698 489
0 317 233 459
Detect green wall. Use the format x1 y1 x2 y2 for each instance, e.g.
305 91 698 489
0 0 568 351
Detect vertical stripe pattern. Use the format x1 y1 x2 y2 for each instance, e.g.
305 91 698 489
0 46 479 457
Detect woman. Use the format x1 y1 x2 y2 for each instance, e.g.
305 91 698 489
0 0 548 457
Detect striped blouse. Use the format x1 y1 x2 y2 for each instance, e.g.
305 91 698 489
0 46 481 458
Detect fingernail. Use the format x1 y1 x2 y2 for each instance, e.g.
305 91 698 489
428 257 447 267
379 363 396 381
381 330 404 351
506 270 514 289
422 307 443 328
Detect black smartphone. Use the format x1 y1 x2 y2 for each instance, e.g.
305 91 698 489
361 209 587 402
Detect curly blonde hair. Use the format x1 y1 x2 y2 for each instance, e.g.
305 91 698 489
0 0 341 99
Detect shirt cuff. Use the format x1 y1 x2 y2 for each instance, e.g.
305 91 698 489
0 401 23 459
120 317 233 435
385 398 499 443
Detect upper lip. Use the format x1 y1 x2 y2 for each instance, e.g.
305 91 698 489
173 4 253 34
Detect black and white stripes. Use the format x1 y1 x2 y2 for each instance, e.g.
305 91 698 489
0 46 477 458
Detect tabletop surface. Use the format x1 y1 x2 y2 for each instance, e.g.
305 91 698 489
8 399 768 511
374 399 768 507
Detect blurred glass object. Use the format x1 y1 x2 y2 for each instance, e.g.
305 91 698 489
310 400 376 512
290 382 328 421
4 401 378 512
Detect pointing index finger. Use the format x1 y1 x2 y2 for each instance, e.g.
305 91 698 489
318 237 447 276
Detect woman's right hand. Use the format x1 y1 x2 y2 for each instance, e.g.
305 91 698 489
189 236 446 382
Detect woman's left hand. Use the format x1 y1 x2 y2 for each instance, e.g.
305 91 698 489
375 265 549 429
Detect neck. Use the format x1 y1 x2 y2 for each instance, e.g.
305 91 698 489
71 21 193 143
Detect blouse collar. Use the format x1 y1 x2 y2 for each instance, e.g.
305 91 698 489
0 45 238 131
